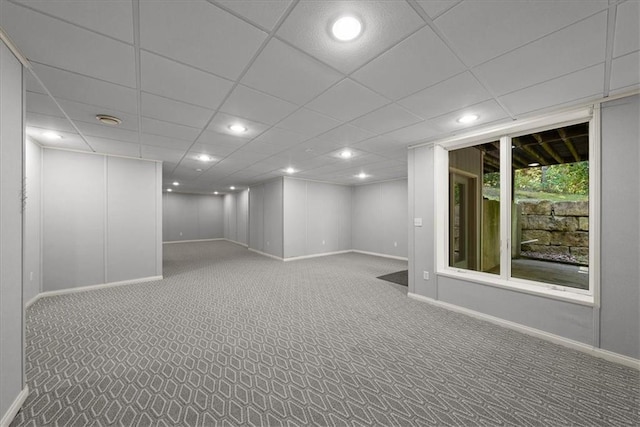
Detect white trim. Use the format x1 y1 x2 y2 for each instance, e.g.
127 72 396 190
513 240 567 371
25 293 41 308
407 293 639 370
42 146 162 163
248 247 284 261
163 238 224 244
0 26 30 68
590 104 601 308
0 386 29 427
36 275 163 299
351 250 408 261
284 250 352 262
223 238 248 247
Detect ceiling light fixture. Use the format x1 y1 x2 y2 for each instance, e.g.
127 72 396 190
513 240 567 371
230 186 236 190
197 154 213 162
457 114 479 124
229 124 247 133
167 188 173 192
172 181 179 186
332 16 362 41
528 162 540 167
357 172 367 179
96 114 122 126
285 167 295 174
214 191 219 195
339 149 353 159
196 168 203 172
42 131 62 140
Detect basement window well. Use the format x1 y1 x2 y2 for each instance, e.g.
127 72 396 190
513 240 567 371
435 107 598 305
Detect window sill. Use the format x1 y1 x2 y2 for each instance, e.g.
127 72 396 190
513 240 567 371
437 269 595 307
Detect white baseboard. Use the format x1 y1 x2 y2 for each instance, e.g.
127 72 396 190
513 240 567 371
351 250 408 261
25 294 41 308
0 386 29 427
222 239 249 248
248 248 284 261
407 292 640 370
283 250 351 262
163 238 223 244
35 275 163 300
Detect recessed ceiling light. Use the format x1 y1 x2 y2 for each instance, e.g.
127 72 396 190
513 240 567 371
172 181 179 186
214 191 219 195
332 16 362 41
339 149 353 159
197 154 213 162
96 114 122 126
285 167 295 174
230 186 235 190
457 114 479 124
357 172 367 179
42 131 62 140
229 124 247 133
196 168 203 172
167 188 173 192
528 162 540 167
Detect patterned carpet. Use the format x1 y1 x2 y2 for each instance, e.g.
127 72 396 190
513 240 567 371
12 241 640 426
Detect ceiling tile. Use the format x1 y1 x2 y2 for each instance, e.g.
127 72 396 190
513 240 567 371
275 108 341 138
473 12 607 96
305 79 389 122
352 26 465 100
236 141 285 156
140 51 233 109
1 1 136 87
613 0 640 58
32 63 138 115
215 0 293 30
141 92 213 129
435 0 608 67
381 119 441 144
500 64 604 116
398 71 490 119
350 104 423 135
220 85 298 125
140 133 193 150
25 71 46 94
26 126 91 151
415 1 460 19
141 145 187 163
139 0 267 80
26 92 64 117
14 0 134 43
141 117 201 142
250 127 306 149
88 138 141 158
276 0 424 74
610 50 640 93
75 121 140 144
429 99 510 134
26 113 76 133
207 113 270 138
311 123 375 149
190 141 239 158
241 38 344 104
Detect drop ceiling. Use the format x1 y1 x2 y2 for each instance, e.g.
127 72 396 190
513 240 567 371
1 0 638 194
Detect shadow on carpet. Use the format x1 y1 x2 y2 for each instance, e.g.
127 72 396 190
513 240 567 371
377 270 408 286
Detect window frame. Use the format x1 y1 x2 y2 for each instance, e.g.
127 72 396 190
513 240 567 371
435 106 600 306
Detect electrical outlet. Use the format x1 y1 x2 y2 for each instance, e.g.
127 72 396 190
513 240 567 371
423 271 429 280
30 272 33 281
322 240 325 245
394 241 397 247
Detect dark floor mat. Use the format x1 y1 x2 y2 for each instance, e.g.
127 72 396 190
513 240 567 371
377 270 408 286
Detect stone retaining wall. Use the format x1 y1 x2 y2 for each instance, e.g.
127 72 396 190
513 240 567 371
519 200 589 265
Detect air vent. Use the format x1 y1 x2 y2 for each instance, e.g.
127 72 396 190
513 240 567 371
96 114 122 126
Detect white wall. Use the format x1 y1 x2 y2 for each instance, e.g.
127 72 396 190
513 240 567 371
164 192 223 242
283 178 351 258
407 95 640 359
0 40 25 425
24 137 42 304
223 190 248 245
249 179 283 258
352 179 407 258
43 149 162 291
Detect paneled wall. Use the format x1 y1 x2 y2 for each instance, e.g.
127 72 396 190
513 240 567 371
43 149 162 291
0 40 25 425
223 190 248 245
283 178 351 258
352 179 407 258
249 178 283 258
24 138 42 305
163 192 223 242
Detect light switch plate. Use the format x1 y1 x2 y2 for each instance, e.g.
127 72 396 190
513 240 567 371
414 218 423 227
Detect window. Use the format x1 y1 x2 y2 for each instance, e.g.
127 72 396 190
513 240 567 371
437 108 598 303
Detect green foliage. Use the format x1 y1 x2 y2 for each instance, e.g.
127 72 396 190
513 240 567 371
515 161 589 195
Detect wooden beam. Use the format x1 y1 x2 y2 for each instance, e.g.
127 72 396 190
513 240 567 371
515 137 549 166
533 133 564 164
503 140 528 168
557 128 581 162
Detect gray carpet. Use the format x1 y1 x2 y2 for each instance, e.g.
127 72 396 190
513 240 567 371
12 241 639 426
